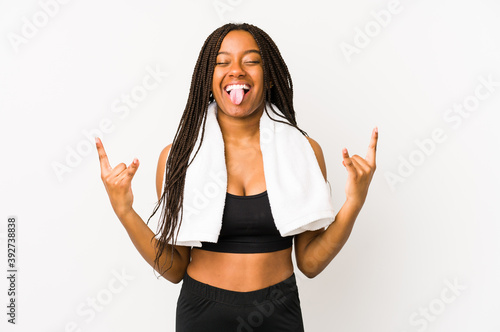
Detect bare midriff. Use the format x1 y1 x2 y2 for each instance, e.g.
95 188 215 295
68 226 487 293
186 246 294 292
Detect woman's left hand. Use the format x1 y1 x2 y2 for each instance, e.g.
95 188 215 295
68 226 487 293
342 127 378 207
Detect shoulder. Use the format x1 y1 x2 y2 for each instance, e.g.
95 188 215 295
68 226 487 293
305 136 327 181
155 143 173 200
159 143 173 161
305 136 322 154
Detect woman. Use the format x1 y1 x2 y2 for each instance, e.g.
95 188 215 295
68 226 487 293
95 23 377 331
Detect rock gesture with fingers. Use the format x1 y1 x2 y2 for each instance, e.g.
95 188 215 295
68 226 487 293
294 127 379 278
341 127 378 207
95 137 140 219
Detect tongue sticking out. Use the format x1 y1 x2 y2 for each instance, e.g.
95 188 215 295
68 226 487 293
229 88 245 105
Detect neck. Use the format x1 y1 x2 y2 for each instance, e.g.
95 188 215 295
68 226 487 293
215 102 265 146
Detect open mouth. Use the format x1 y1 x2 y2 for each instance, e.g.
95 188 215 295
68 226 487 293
225 84 251 95
225 84 250 105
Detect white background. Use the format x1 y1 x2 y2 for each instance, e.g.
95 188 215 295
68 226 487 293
1 0 499 331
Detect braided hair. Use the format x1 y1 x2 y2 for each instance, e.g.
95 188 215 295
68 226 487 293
147 23 309 277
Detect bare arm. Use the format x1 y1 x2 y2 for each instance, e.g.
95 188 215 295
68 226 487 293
96 138 190 283
294 199 362 279
295 130 378 278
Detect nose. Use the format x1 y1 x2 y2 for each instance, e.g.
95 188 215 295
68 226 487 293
228 60 245 77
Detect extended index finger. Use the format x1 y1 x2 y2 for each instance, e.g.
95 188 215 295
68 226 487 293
365 127 378 166
95 137 112 172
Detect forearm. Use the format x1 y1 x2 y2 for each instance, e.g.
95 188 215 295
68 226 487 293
117 209 187 283
301 199 363 278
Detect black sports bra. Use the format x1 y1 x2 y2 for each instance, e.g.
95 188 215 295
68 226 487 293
199 190 293 253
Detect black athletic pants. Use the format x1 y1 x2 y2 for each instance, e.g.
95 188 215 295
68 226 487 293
176 271 305 331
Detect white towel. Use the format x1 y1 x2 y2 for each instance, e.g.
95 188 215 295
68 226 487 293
157 101 335 247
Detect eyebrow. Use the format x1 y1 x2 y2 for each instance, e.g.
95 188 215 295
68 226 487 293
217 49 261 56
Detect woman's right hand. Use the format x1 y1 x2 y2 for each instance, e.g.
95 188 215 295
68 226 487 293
95 137 140 219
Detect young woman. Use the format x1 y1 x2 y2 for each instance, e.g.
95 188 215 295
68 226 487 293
96 23 377 331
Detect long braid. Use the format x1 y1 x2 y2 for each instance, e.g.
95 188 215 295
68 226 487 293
146 23 308 277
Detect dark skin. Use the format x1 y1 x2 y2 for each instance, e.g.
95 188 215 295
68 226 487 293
96 30 378 290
